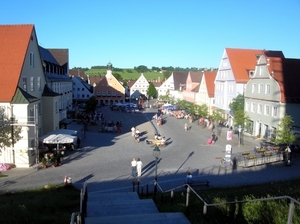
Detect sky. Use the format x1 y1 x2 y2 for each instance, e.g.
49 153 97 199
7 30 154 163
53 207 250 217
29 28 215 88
1 0 300 69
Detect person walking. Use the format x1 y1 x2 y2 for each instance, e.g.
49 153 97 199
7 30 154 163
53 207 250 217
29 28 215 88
131 158 137 178
131 127 135 136
136 158 143 177
211 132 216 144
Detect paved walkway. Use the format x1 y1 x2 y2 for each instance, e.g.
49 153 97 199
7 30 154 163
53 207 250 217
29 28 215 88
0 105 299 195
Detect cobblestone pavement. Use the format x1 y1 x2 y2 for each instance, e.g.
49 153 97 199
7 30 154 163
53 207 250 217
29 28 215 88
0 104 299 195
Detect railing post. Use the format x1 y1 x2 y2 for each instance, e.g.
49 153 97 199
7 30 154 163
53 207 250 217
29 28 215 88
186 186 190 207
153 181 157 202
287 200 295 224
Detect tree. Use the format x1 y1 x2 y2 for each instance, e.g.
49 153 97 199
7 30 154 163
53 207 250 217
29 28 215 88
85 96 98 113
147 83 157 99
274 115 296 145
163 71 172 80
134 65 148 73
211 108 224 123
0 108 22 148
229 94 249 127
113 72 122 81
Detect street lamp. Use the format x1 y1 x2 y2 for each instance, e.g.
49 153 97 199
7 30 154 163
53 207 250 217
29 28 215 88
238 125 242 147
153 145 161 181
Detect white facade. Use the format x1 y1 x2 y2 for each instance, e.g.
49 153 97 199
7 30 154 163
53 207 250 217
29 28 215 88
72 76 93 102
157 74 174 96
130 74 149 98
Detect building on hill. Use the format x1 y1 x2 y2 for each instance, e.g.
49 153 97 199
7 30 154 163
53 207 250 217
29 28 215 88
93 62 125 106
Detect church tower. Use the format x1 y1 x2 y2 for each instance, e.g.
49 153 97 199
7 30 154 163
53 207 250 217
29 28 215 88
106 62 112 80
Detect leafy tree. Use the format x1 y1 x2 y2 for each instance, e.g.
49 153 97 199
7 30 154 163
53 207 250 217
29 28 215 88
211 108 224 123
113 72 122 81
134 65 148 73
229 94 244 113
229 94 249 127
274 115 296 145
151 66 161 72
195 104 209 118
0 108 22 148
85 96 98 113
147 83 157 98
163 71 172 80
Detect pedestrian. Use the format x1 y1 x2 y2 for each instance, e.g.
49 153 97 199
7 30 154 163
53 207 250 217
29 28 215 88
131 158 137 178
184 123 188 131
136 158 143 177
186 172 193 184
211 132 216 144
131 127 135 136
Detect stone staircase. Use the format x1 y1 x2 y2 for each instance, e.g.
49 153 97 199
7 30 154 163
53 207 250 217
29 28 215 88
84 192 191 224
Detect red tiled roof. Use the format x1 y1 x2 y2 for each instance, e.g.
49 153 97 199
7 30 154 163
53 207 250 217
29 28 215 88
203 71 217 97
0 24 34 102
226 48 284 83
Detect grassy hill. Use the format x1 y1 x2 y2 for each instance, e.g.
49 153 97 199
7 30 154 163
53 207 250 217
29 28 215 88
85 69 165 81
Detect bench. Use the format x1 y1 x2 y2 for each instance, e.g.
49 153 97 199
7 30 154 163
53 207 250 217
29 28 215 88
189 179 209 188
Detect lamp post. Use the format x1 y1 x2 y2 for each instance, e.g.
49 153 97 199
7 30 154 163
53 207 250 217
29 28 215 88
238 125 242 147
153 145 161 181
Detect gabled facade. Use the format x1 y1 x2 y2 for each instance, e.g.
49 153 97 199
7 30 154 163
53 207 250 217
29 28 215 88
214 48 284 126
71 76 93 102
130 73 149 99
93 63 125 105
183 71 203 103
196 71 217 114
157 76 173 96
0 24 46 167
244 54 300 139
39 47 72 132
168 71 189 100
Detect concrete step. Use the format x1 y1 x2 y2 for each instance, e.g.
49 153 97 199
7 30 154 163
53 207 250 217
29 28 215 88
85 212 191 224
87 199 159 217
88 192 140 202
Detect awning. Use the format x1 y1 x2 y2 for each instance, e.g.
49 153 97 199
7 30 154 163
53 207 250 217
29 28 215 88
39 129 77 144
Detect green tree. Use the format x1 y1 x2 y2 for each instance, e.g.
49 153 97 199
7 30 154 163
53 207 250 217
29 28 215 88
0 108 22 148
274 115 296 145
229 94 249 127
85 96 98 113
211 108 224 123
163 71 172 80
147 83 157 99
113 72 122 81
134 65 148 73
229 94 244 113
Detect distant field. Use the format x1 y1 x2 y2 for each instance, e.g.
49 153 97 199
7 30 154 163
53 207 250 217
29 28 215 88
85 69 164 80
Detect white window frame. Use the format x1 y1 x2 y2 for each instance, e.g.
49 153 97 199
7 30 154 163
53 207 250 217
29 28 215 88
265 105 270 115
265 84 270 95
258 104 262 114
272 106 278 117
30 77 35 91
258 84 263 94
252 84 256 93
251 103 255 112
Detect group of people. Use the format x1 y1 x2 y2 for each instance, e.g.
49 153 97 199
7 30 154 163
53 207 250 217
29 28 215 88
131 127 140 142
131 158 143 178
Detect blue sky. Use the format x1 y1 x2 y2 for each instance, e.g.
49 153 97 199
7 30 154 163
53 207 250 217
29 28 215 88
1 0 300 69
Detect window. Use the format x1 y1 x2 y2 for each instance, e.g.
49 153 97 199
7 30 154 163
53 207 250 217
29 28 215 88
112 91 116 96
107 91 111 96
251 103 255 112
252 84 256 93
55 101 58 113
38 102 42 115
37 77 41 91
82 88 84 91
265 84 270 95
97 91 101 96
258 104 262 114
272 106 278 117
265 105 270 115
117 91 121 96
245 102 250 111
102 91 106 96
23 77 27 91
77 88 80 91
82 94 85 98
29 108 34 124
30 52 34 67
258 84 263 94
30 77 35 91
